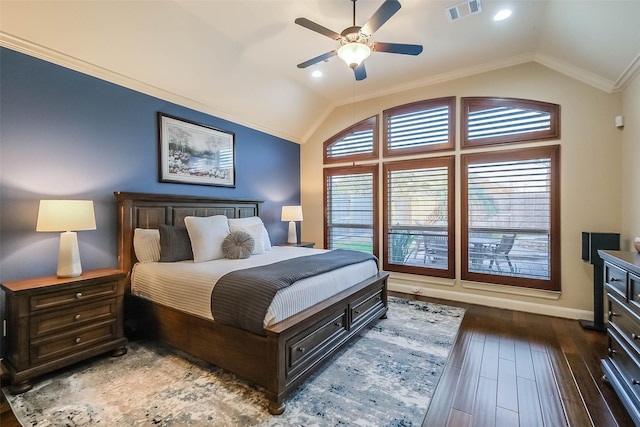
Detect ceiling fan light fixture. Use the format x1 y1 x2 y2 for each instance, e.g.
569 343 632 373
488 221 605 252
338 42 371 69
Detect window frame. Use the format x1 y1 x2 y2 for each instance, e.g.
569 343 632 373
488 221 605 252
382 97 456 157
382 156 456 278
323 164 379 258
460 145 561 291
323 115 379 164
461 97 560 148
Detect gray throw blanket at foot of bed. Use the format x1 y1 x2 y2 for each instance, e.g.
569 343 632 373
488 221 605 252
211 249 377 335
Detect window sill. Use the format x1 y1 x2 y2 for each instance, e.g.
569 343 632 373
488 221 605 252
388 271 456 288
461 280 561 300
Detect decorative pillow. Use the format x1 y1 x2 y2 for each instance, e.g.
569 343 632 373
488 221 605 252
133 228 160 262
184 215 230 262
222 231 255 259
230 222 265 255
159 224 193 262
228 217 272 252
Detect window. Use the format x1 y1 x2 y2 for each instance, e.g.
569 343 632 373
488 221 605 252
461 146 560 291
324 116 378 164
383 157 455 278
324 165 379 257
383 97 456 157
461 97 560 148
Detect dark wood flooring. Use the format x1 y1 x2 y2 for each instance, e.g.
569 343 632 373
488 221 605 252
1 293 634 426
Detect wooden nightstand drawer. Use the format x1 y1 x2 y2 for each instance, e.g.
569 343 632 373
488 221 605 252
30 320 117 365
609 296 640 355
608 329 640 402
30 298 118 338
30 281 118 312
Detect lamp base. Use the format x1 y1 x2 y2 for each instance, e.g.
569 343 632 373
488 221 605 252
57 231 82 277
287 221 298 244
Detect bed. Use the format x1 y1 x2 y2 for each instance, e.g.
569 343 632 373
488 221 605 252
115 191 389 414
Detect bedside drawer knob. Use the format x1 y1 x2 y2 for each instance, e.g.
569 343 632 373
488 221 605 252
75 292 83 299
355 310 361 314
75 337 81 344
608 347 617 355
335 322 341 326
609 311 618 318
632 379 640 386
74 314 81 321
297 347 305 353
632 333 640 340
610 277 618 282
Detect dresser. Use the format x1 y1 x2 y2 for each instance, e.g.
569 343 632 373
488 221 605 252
1 268 128 393
599 250 640 425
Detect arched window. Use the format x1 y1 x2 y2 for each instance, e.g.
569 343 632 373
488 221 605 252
323 116 378 164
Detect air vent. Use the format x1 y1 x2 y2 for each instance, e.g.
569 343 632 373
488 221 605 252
446 0 482 22
468 0 482 15
446 6 460 21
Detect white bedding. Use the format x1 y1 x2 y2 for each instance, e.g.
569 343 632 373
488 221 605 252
131 246 378 328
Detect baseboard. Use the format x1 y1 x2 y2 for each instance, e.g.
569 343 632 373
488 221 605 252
389 282 594 321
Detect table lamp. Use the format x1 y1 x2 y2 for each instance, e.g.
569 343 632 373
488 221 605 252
281 205 303 244
36 200 97 277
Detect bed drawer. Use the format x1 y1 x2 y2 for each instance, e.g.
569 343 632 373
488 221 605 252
350 287 385 327
286 309 347 377
30 319 118 365
30 298 118 338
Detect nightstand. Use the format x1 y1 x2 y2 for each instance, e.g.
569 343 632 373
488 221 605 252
277 242 315 248
1 268 128 394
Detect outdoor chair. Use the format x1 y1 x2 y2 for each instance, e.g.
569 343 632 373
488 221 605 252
488 234 516 273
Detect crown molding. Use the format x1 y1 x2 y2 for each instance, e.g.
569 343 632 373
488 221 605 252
0 32 301 144
534 52 618 93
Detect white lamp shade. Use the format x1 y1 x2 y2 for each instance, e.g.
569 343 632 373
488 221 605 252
36 200 96 232
36 200 96 278
337 42 371 68
281 205 303 222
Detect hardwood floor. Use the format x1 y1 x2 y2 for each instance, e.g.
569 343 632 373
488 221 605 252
405 292 635 427
1 293 635 426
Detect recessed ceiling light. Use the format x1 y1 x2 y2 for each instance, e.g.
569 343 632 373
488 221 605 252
311 70 323 78
493 9 512 21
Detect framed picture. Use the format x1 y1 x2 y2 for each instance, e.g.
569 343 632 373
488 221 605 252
158 113 236 187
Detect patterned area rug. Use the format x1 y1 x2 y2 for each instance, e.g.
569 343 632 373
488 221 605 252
4 297 464 426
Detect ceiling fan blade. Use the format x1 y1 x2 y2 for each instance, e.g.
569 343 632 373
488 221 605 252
297 51 338 68
354 62 367 81
295 18 341 40
372 42 423 55
360 0 401 36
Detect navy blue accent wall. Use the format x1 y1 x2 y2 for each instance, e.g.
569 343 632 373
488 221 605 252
0 48 301 282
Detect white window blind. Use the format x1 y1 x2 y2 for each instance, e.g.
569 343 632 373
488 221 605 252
326 129 374 159
384 157 454 278
387 106 450 151
467 106 551 140
326 170 375 254
467 157 552 281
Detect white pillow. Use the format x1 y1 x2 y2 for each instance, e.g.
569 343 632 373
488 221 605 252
184 215 230 262
230 222 265 255
228 217 272 252
133 228 161 263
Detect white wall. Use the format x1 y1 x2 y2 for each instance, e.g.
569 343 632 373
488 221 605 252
300 62 624 319
621 73 640 250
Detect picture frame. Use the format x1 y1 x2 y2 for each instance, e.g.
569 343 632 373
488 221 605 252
158 113 236 187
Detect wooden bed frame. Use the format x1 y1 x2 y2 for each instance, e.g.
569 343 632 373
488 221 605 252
115 191 389 414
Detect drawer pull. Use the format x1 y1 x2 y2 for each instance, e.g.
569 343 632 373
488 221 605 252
608 347 617 355
609 311 619 317
355 310 361 314
335 322 341 326
610 277 620 282
75 292 83 299
75 337 81 344
74 314 81 321
632 379 640 386
297 347 306 353
632 333 640 340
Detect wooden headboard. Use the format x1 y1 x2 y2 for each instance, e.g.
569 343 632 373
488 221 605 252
115 192 263 288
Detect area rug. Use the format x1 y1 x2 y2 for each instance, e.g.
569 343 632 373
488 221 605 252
4 297 464 426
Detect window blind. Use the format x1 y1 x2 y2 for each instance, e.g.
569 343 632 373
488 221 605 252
387 106 450 151
467 106 551 140
325 170 375 254
467 157 552 280
326 129 374 159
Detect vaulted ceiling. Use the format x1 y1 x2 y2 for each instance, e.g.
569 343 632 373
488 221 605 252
1 0 639 143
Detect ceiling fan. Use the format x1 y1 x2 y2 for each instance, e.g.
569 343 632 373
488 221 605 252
295 0 423 81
